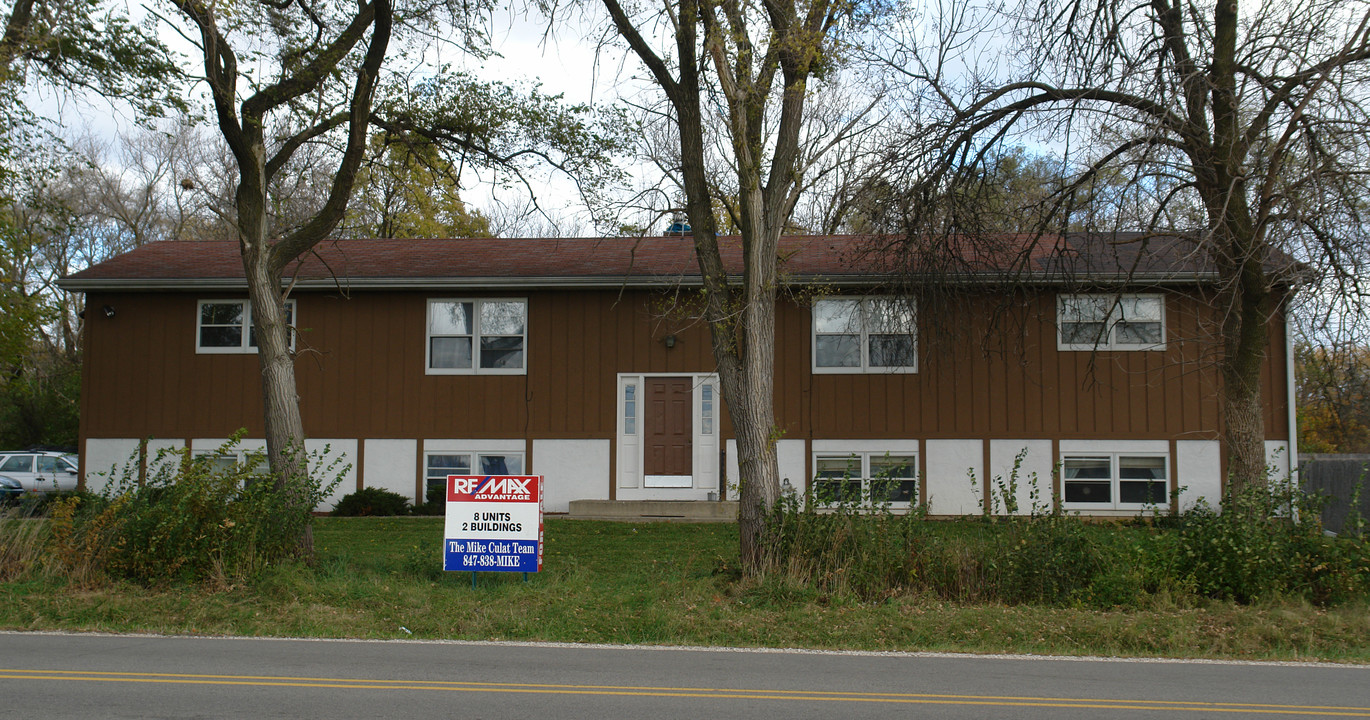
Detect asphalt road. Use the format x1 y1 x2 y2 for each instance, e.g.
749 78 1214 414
0 632 1366 719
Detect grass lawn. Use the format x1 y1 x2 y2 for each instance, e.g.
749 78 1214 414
1 517 1367 662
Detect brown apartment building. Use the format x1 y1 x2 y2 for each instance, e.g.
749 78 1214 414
59 233 1296 515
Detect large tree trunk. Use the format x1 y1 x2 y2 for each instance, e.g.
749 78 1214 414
233 140 307 487
717 271 781 573
678 98 785 574
236 147 312 552
729 178 785 572
245 264 306 485
1219 257 1272 492
1206 0 1271 493
597 0 828 575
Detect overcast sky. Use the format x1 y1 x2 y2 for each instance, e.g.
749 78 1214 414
33 5 637 235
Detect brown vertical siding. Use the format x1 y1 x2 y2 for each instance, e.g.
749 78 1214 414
797 291 1284 441
79 286 1290 449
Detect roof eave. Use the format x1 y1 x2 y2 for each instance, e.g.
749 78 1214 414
57 271 1219 292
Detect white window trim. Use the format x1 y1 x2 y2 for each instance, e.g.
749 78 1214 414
423 449 527 495
1057 293 1166 352
811 296 918 374
811 448 920 507
1060 450 1171 511
191 448 269 474
196 299 296 354
425 298 528 375
700 381 716 436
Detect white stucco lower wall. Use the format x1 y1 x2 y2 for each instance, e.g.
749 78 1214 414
723 439 806 503
190 437 267 458
83 438 138 493
532 439 610 513
987 440 1053 516
925 439 984 516
1176 439 1222 510
423 439 527 457
82 438 191 494
143 439 187 466
187 437 354 511
362 439 418 502
1266 440 1292 486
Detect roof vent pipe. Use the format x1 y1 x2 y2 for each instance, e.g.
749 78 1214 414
663 212 691 237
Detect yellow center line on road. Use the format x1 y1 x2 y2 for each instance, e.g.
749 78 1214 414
1 669 1366 716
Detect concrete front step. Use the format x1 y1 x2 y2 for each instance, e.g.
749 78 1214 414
566 499 738 522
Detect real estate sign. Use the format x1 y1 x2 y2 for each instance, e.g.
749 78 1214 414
443 475 543 573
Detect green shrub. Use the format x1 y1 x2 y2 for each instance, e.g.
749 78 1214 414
762 487 931 601
1173 484 1370 604
766 470 1369 608
44 436 347 587
332 487 411 516
412 484 446 516
16 489 104 516
999 515 1104 604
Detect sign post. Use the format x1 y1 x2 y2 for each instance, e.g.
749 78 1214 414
443 475 543 584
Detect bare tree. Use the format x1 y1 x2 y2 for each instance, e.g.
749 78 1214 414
880 0 1370 489
61 122 230 248
621 72 890 236
594 0 871 571
168 0 393 500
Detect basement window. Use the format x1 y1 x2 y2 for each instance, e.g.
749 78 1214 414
813 452 918 506
424 452 525 502
1061 453 1169 510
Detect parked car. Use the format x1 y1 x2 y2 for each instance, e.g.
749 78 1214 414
0 475 23 502
0 451 79 495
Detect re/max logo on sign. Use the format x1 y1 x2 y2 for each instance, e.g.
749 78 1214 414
447 476 539 502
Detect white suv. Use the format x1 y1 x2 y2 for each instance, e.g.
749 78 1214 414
0 451 80 496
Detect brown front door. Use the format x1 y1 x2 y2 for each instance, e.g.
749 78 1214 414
644 377 692 485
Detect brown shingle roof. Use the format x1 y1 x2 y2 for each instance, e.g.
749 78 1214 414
60 233 1233 291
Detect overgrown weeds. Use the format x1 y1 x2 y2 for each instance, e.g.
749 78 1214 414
1173 486 1370 605
762 476 1369 608
2 517 1367 660
5 435 347 588
0 504 48 582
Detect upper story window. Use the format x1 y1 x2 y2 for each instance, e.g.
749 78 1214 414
197 299 296 354
427 299 527 374
1058 294 1165 351
812 297 917 373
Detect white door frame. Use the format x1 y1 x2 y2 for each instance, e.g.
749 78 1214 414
616 373 719 498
